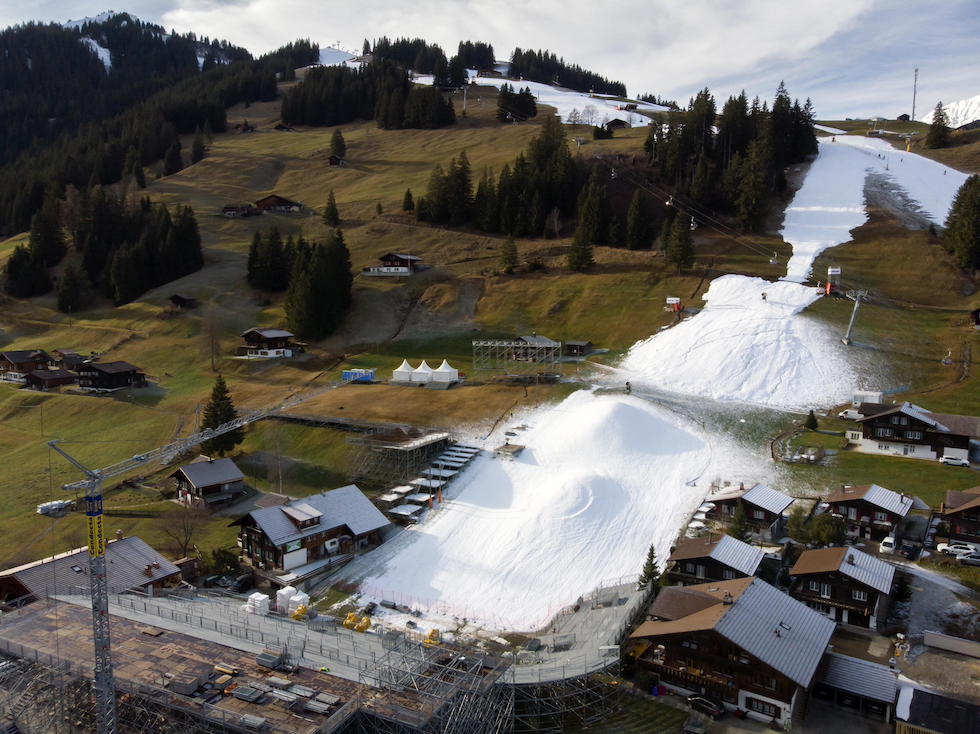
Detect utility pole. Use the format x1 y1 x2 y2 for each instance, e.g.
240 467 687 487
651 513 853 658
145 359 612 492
47 441 117 734
841 291 867 345
912 68 918 121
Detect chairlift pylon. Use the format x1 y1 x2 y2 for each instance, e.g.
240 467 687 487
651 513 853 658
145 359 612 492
769 252 778 265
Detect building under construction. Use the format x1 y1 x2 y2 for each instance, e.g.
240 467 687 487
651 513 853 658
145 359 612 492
0 575 641 734
347 427 452 487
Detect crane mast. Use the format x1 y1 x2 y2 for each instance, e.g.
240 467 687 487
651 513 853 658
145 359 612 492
47 374 353 732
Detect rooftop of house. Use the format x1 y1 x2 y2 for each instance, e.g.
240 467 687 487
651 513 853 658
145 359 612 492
241 328 294 340
824 483 914 517
632 577 836 688
897 687 980 732
1 349 49 364
169 457 244 489
817 652 897 704
82 360 141 374
244 485 389 546
943 486 980 515
26 368 75 381
704 482 794 515
379 252 422 261
0 536 179 600
789 546 895 594
518 334 559 347
856 401 980 437
668 534 765 576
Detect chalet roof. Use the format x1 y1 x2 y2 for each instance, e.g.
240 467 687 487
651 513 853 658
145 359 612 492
84 361 141 375
518 334 559 347
169 458 243 489
824 484 913 517
1 349 49 364
897 688 980 732
647 586 724 620
943 487 980 516
241 328 295 339
929 411 980 439
817 652 897 703
247 485 389 546
856 401 951 431
789 546 895 594
0 536 179 599
856 402 891 418
742 483 794 515
632 577 835 688
379 252 422 261
564 340 593 346
669 534 764 576
26 368 75 381
254 194 300 206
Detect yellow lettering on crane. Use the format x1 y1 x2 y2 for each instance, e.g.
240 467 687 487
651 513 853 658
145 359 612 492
88 514 106 557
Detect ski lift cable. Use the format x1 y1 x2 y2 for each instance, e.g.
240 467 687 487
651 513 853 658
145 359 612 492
623 172 774 258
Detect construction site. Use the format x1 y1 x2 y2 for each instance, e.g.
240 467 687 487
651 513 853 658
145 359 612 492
0 571 646 733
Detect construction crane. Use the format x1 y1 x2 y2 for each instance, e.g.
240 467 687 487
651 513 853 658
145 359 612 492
48 374 354 733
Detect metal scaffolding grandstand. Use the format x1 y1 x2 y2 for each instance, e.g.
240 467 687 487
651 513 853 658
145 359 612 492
347 427 452 486
471 339 562 376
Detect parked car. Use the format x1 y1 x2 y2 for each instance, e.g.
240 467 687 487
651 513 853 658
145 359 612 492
838 409 862 420
879 537 896 554
230 573 253 593
687 694 725 719
937 542 976 556
940 456 970 467
957 553 980 567
899 542 918 560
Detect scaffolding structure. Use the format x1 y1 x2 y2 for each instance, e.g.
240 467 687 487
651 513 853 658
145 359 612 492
471 339 562 376
347 427 452 487
354 631 513 734
511 664 623 734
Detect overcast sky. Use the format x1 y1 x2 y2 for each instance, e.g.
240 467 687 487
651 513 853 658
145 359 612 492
5 0 978 119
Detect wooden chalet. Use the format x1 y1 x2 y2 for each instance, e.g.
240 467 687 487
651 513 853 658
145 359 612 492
703 483 794 542
667 534 764 585
630 577 835 725
25 369 76 391
941 486 980 547
895 688 980 734
51 349 85 369
846 401 976 464
235 485 390 590
0 350 52 381
76 361 147 391
824 484 913 540
0 536 180 606
238 328 296 358
604 118 631 130
788 546 895 629
170 457 245 506
564 340 593 357
253 195 302 213
362 253 423 276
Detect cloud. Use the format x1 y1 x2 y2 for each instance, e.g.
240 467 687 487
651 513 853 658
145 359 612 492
6 0 979 119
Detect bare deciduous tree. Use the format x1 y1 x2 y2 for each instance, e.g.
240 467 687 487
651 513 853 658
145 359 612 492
161 504 209 558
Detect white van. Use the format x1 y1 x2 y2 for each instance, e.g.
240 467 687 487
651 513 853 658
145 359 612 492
879 536 896 554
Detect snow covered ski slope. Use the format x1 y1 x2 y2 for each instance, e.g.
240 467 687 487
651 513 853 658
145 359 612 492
353 391 723 630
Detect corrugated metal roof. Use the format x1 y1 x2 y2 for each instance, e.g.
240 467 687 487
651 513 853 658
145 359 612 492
711 535 765 576
241 328 294 339
715 578 836 688
742 484 794 515
864 484 913 517
248 485 389 546
170 458 243 489
2 536 179 598
818 651 897 703
838 548 895 594
518 335 559 346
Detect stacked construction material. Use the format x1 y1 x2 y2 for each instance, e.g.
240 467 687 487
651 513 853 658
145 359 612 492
276 585 297 612
242 591 271 615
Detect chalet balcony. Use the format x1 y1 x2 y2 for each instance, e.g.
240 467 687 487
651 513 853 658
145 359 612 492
640 656 737 702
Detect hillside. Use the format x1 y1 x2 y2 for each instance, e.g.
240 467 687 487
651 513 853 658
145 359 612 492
919 93 980 128
0 77 977 570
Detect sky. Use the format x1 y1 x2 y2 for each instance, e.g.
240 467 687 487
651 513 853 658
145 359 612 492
4 0 979 119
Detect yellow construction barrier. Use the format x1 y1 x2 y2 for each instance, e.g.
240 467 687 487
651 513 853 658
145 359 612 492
355 616 372 633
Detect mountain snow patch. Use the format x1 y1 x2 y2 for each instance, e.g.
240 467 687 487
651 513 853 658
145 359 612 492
63 11 119 29
317 47 356 66
80 37 112 71
919 94 980 128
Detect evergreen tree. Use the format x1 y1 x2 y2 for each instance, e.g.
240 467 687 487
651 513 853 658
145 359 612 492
402 188 414 211
324 190 340 226
787 505 809 543
285 231 353 340
943 175 980 269
57 263 82 313
200 374 244 457
925 102 951 149
3 244 50 297
727 503 751 543
665 213 694 271
330 128 347 159
734 138 772 231
804 409 819 431
191 131 205 164
638 544 660 588
163 140 183 175
28 198 66 266
625 190 650 250
500 236 518 273
688 153 712 208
